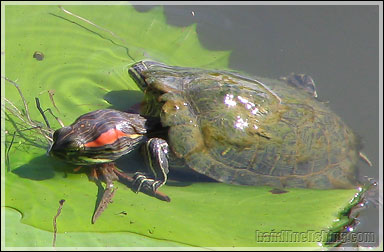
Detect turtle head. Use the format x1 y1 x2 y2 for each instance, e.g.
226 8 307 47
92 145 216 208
49 110 147 165
128 61 186 92
49 126 87 164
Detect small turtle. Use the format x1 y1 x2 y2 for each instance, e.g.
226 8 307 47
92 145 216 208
49 109 171 221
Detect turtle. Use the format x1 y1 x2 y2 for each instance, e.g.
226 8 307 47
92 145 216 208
126 60 361 190
49 109 171 222
49 108 171 201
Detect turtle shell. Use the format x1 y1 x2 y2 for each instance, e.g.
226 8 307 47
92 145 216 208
129 61 359 189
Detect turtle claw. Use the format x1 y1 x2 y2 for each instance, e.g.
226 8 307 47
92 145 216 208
132 172 164 193
114 169 171 202
132 172 147 193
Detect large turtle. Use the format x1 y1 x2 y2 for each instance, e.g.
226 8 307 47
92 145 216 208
126 61 361 190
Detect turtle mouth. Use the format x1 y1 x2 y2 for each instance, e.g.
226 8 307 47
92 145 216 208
129 62 148 91
129 61 165 91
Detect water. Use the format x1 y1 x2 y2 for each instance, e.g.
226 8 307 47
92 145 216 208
134 4 380 247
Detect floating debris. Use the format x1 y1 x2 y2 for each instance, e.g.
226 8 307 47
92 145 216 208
33 51 44 61
52 199 65 247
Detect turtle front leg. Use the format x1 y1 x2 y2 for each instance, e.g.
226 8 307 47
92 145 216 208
133 138 169 193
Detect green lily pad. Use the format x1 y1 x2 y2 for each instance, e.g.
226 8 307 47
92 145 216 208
5 168 359 247
3 4 361 248
3 207 188 247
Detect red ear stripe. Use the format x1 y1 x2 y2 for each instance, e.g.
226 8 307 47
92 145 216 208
84 128 129 148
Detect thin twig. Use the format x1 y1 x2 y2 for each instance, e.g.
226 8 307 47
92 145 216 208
4 77 56 145
4 112 49 149
4 97 23 119
38 89 62 119
58 6 127 49
35 97 51 129
2 76 33 124
3 104 53 144
58 5 135 62
45 108 65 127
53 199 65 247
48 90 60 113
3 106 53 143
4 105 28 127
5 132 16 172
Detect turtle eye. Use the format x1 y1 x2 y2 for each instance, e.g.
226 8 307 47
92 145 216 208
52 126 72 143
